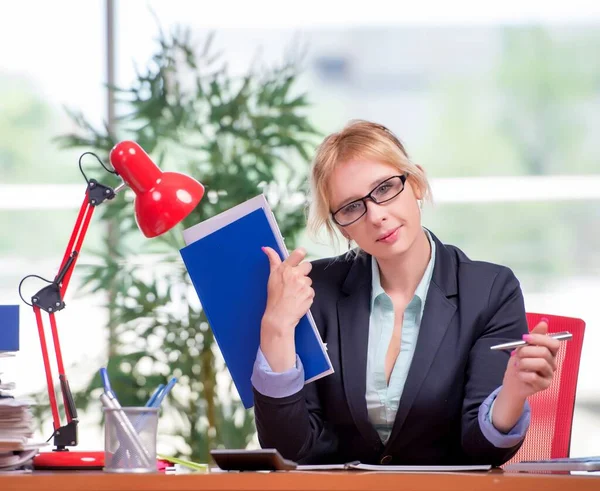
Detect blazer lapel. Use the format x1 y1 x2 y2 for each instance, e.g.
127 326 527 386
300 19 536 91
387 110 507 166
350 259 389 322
384 233 458 450
337 254 382 447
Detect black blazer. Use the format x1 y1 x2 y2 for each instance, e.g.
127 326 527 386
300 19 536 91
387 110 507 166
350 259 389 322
253 231 528 466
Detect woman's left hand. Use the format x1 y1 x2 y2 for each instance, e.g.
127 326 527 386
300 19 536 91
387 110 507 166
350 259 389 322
501 319 560 401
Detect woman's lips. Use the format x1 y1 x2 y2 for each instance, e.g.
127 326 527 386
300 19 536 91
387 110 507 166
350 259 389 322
376 226 401 243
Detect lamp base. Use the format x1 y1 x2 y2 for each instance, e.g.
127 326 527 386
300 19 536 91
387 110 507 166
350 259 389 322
33 450 104 470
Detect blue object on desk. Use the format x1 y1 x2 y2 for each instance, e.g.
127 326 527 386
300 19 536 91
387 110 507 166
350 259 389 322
150 377 177 408
99 367 116 397
131 378 176 434
145 384 164 407
0 305 19 352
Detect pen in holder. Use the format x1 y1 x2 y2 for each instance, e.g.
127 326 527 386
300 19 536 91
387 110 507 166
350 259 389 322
101 392 158 473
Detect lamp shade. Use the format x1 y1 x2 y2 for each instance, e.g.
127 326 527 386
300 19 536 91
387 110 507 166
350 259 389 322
109 141 205 237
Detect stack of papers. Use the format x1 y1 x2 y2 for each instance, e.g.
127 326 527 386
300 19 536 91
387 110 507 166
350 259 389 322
0 399 35 451
0 361 44 472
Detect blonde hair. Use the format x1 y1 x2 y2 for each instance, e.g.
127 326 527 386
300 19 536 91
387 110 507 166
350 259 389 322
307 120 432 246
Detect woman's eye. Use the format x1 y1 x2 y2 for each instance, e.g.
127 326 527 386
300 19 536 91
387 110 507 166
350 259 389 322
343 202 361 213
377 183 391 193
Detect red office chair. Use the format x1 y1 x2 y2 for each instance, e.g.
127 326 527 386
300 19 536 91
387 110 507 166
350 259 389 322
505 313 586 465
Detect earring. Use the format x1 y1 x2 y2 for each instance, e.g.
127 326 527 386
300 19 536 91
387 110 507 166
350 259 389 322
347 239 352 251
418 200 423 210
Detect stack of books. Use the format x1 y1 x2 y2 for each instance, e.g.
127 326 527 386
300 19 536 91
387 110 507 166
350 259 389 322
0 305 42 473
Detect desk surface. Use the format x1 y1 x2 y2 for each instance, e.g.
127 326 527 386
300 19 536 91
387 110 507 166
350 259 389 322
1 470 599 491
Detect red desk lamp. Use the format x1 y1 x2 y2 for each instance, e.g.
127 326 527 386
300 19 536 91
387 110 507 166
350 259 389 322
18 141 204 470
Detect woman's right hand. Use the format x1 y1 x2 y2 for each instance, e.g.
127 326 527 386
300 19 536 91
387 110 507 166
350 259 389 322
260 246 314 372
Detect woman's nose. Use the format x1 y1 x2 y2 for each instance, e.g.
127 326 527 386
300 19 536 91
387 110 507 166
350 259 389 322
365 199 387 224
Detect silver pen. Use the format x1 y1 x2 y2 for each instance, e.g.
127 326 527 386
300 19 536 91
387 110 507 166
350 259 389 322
490 331 572 351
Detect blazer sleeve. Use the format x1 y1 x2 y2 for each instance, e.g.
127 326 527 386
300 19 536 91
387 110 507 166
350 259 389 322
460 266 529 466
253 380 340 464
252 257 348 464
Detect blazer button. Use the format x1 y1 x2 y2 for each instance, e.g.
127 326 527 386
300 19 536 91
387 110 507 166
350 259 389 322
380 455 392 464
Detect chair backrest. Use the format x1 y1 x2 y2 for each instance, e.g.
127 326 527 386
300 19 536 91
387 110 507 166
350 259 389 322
506 313 586 465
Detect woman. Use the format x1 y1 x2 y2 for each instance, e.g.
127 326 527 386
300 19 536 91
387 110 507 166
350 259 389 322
250 120 559 466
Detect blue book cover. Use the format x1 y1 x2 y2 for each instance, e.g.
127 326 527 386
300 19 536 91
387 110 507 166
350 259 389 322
0 305 19 352
180 195 333 408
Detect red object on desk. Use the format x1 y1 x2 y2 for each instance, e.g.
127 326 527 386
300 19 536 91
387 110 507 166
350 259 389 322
33 453 172 472
20 142 204 470
32 451 106 470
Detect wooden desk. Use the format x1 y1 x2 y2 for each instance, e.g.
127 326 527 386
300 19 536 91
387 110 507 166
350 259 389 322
1 470 599 491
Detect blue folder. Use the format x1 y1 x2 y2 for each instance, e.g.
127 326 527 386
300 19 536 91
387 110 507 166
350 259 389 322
0 305 19 352
180 197 333 408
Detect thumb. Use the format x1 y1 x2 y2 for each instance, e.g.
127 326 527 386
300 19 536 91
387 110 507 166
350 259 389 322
262 246 282 270
530 319 549 335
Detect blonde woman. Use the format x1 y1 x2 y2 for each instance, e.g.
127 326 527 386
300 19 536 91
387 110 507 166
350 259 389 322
251 120 559 466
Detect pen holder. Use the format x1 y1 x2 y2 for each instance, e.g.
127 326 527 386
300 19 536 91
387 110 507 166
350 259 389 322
103 406 159 473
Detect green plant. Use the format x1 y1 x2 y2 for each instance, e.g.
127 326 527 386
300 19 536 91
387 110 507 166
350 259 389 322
56 27 319 461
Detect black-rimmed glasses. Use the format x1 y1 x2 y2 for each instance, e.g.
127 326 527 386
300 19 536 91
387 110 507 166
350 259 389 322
331 175 407 227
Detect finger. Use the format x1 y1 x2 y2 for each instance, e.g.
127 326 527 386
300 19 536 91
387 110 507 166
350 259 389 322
516 358 554 379
530 320 548 335
523 332 560 355
515 346 556 371
303 276 313 287
518 371 552 390
262 246 282 270
284 247 307 267
298 290 315 314
297 261 313 276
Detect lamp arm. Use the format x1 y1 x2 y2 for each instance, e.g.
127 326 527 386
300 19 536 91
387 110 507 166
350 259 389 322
25 179 118 450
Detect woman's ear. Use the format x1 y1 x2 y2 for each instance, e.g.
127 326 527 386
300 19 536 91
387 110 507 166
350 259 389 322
411 164 426 200
337 227 351 240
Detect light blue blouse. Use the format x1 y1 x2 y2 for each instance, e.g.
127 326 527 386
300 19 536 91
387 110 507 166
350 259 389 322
366 231 436 443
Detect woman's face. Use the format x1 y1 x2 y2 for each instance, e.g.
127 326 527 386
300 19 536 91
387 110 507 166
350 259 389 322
328 158 423 260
